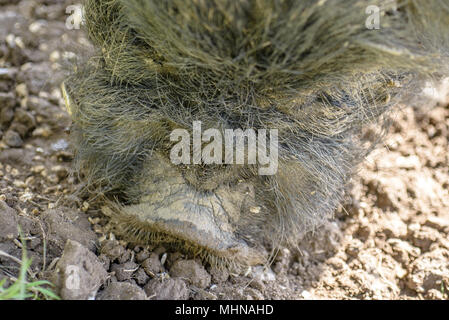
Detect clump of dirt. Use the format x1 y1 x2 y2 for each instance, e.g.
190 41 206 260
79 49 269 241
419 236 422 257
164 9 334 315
0 0 448 300
51 240 108 300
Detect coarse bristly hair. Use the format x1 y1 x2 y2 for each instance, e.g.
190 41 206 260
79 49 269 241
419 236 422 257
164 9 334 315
65 0 449 266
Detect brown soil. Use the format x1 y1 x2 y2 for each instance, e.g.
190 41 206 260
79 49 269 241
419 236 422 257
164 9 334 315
0 0 448 300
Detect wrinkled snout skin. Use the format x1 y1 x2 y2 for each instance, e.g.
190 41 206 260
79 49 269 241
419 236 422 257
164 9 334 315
112 153 267 266
66 0 449 267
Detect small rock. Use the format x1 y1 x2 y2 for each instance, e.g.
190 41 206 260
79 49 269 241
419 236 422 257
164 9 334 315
376 191 395 210
51 240 108 300
409 226 440 252
0 149 30 167
0 107 15 125
97 254 111 271
117 249 132 264
425 289 446 300
32 125 52 138
153 246 166 256
14 109 36 130
166 251 184 268
327 257 347 271
208 265 229 284
194 289 218 300
395 155 421 169
100 240 125 262
29 20 47 34
51 139 68 152
97 282 147 300
9 122 29 138
15 83 28 97
49 50 60 62
144 278 189 300
0 201 18 241
55 150 74 162
244 288 264 300
0 68 17 81
387 239 420 265
355 224 372 241
42 208 98 256
407 248 449 294
301 290 313 300
142 253 164 277
134 268 150 286
170 260 211 289
381 213 408 238
248 279 265 292
17 62 53 95
345 239 364 258
0 92 16 109
135 248 150 263
424 216 449 232
3 130 23 147
51 165 68 179
111 261 138 282
27 96 53 112
13 180 26 188
46 173 59 184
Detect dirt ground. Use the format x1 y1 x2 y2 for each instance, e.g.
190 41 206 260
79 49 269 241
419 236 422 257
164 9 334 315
0 0 448 300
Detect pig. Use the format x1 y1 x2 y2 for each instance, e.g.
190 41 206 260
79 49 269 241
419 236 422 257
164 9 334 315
63 0 449 267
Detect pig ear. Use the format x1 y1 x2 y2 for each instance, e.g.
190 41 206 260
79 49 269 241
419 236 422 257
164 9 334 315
61 82 74 116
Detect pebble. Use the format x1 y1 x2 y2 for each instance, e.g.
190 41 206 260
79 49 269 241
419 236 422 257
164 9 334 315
15 83 27 97
144 278 189 300
51 139 68 151
424 216 449 232
111 261 139 282
97 282 147 300
51 240 108 300
32 125 52 137
3 130 23 147
142 253 164 277
170 259 211 289
0 68 10 76
0 200 18 241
